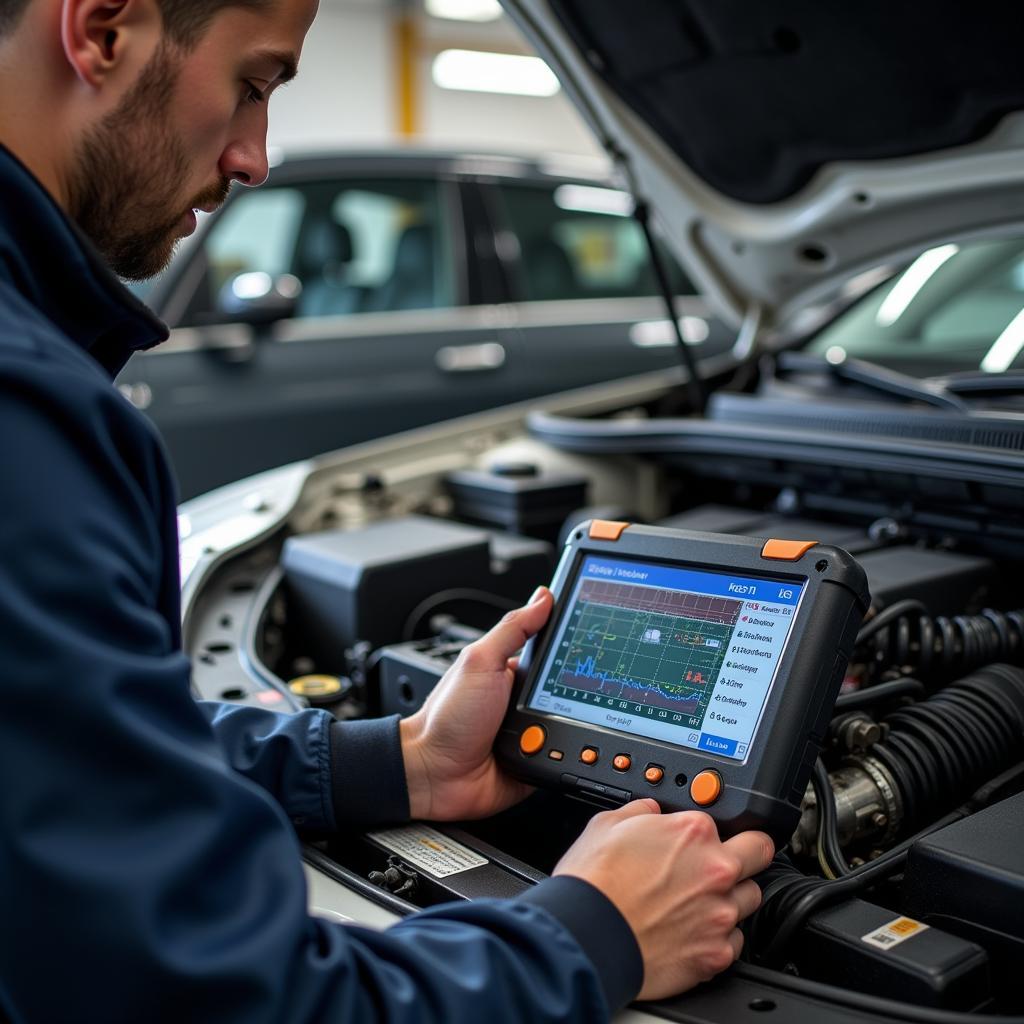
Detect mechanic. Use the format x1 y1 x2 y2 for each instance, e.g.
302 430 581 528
0 1 774 1021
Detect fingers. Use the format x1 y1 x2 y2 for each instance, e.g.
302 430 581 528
732 878 762 921
727 927 744 962
460 588 553 674
721 830 775 880
605 797 662 821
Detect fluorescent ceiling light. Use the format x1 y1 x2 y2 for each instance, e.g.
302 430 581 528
875 243 959 327
432 49 560 97
426 0 502 21
554 184 634 217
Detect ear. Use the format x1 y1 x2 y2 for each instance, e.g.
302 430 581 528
60 0 159 88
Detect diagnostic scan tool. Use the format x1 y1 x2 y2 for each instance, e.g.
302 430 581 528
495 521 869 842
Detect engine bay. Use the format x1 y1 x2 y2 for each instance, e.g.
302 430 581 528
181 373 1024 1022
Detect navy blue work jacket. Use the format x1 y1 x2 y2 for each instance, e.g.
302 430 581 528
0 145 641 1023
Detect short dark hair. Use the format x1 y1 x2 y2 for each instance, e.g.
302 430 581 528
0 0 270 45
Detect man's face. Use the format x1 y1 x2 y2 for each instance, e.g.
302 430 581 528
68 0 318 281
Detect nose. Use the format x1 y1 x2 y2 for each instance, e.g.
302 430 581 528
218 128 270 188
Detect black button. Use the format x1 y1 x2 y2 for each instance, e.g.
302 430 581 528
577 778 631 804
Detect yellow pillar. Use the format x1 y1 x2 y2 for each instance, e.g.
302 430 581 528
395 9 419 137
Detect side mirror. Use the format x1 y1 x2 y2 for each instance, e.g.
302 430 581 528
216 271 302 326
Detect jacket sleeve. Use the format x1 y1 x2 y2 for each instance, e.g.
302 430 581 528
196 702 412 828
0 360 643 1023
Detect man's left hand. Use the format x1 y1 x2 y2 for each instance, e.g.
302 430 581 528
398 587 553 821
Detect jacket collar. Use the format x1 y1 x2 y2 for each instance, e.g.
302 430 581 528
0 144 169 377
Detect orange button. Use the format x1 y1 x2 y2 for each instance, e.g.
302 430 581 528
613 754 631 772
519 725 546 756
761 538 817 561
580 747 599 765
690 769 723 806
548 750 564 761
589 519 630 542
644 765 664 785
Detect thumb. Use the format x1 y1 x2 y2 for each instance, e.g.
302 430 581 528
459 587 554 674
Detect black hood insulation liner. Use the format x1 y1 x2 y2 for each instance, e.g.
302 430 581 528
550 0 1024 204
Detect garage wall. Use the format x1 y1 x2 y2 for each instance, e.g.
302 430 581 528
418 62 600 156
266 0 602 160
268 3 395 151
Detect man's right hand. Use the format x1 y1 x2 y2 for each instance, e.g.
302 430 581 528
553 800 774 1001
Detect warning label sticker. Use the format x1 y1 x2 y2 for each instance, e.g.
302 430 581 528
366 826 489 878
861 917 929 950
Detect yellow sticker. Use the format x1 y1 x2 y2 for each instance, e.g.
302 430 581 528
888 918 923 935
862 916 928 950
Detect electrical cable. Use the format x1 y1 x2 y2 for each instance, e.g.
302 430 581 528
811 758 850 880
834 675 925 711
856 599 928 644
757 808 965 965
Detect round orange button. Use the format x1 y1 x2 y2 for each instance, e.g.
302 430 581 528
613 754 631 772
644 765 664 785
580 747 599 765
519 725 546 756
690 769 723 806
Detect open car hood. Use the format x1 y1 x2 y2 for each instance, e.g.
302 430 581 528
503 0 1024 331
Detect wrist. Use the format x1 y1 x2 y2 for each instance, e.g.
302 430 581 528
399 714 432 819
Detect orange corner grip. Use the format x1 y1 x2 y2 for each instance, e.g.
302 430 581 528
589 520 630 542
761 539 818 561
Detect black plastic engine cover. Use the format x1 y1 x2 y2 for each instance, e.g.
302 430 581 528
793 899 989 1010
903 791 1024 998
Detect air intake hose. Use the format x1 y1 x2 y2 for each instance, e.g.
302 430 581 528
792 664 1024 855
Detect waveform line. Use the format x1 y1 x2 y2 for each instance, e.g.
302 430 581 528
565 655 704 706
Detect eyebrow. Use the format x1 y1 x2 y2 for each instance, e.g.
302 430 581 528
255 49 299 85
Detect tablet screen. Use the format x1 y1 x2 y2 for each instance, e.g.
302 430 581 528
526 555 804 761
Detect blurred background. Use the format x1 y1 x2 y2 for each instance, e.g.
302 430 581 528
265 0 599 158
126 0 737 501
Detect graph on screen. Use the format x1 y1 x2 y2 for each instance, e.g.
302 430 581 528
542 578 743 726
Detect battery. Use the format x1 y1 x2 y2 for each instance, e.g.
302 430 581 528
792 898 990 1010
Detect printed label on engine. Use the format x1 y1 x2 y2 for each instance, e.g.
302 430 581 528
861 916 929 950
366 826 488 878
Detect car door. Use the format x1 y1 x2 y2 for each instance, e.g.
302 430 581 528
119 171 522 501
479 177 736 397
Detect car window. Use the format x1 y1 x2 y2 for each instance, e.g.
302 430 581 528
493 182 694 302
208 188 306 295
807 238 1024 376
180 178 455 326
122 278 154 302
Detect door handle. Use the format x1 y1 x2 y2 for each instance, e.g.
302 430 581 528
436 342 506 373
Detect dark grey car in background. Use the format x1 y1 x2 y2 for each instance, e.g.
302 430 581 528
125 150 730 499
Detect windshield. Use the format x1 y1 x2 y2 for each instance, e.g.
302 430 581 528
806 238 1024 377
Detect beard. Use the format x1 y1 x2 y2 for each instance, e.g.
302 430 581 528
67 42 231 281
